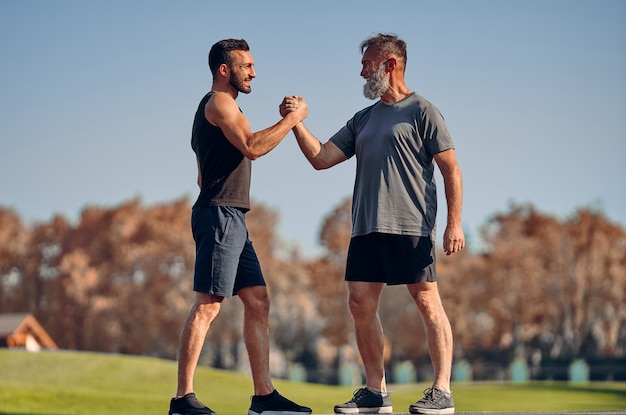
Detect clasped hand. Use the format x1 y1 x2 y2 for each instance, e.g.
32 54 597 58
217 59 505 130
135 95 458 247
280 95 308 121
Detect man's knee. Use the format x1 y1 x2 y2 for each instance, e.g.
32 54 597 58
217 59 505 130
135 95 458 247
408 282 443 312
191 292 223 317
239 286 270 314
348 291 379 319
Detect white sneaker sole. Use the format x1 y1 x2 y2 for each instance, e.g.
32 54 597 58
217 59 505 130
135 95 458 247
334 407 393 414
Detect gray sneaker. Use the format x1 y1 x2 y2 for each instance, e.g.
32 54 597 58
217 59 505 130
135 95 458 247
409 387 454 414
334 388 392 414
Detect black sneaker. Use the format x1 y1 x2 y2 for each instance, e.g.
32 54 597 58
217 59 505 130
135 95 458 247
248 389 312 415
409 387 455 414
334 388 392 414
169 393 216 415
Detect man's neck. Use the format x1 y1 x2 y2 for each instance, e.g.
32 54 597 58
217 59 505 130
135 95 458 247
381 86 412 104
211 83 238 100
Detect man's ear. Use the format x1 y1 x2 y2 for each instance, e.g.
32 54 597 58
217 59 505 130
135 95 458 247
218 63 229 78
386 58 397 72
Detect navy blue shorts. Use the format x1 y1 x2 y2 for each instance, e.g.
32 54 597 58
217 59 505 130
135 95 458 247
191 206 265 297
345 233 436 285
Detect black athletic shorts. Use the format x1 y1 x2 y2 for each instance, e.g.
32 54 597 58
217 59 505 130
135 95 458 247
345 233 436 285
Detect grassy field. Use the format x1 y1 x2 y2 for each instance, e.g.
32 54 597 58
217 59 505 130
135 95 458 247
0 349 624 414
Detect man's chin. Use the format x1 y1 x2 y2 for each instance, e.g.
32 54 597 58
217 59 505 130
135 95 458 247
363 88 381 100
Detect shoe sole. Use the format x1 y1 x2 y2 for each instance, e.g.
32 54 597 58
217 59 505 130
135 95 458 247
248 411 312 415
334 408 393 414
409 408 454 415
171 413 216 415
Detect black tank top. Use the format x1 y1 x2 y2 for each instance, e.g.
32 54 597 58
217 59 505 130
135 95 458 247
191 92 251 210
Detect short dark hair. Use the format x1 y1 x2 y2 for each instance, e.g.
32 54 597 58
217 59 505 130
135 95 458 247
208 39 250 77
360 33 407 64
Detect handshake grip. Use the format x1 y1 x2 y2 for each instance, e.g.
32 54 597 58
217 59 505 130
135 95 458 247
280 95 308 122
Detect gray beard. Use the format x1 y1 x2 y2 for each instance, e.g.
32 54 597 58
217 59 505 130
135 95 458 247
363 63 389 99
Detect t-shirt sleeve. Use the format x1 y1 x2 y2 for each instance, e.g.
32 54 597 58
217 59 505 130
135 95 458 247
329 122 356 159
422 105 455 156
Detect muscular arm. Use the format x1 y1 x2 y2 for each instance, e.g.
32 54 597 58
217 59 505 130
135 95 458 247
206 91 307 160
291 122 347 170
434 148 465 255
279 96 347 169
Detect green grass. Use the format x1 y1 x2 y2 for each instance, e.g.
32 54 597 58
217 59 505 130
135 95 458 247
0 349 624 414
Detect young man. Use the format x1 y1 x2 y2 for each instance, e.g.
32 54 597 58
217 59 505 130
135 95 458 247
169 38 312 415
282 33 464 414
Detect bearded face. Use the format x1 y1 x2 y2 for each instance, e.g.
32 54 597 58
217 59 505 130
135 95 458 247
226 50 255 94
363 61 389 100
229 69 252 94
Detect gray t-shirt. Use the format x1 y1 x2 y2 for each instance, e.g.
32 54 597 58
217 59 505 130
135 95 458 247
330 92 454 240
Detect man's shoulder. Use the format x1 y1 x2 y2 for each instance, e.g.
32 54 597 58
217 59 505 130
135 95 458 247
408 92 446 116
206 91 237 108
352 101 379 121
204 91 243 124
406 91 434 108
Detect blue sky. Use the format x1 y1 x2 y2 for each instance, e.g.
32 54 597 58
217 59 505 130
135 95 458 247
1 1 625 256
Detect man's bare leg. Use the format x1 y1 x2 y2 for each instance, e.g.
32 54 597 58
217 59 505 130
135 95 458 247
239 285 274 396
348 281 387 392
408 281 453 392
176 292 223 397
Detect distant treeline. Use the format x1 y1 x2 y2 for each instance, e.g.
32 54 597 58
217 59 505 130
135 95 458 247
0 197 624 382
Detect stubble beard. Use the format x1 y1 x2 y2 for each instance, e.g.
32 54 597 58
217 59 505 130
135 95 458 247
230 72 252 94
363 62 389 100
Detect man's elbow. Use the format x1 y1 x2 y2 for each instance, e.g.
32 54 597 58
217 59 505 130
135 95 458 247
442 164 462 182
454 166 463 182
311 160 327 170
310 157 334 170
241 147 263 161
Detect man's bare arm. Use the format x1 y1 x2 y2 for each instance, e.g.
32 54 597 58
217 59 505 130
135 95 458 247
279 96 347 170
206 91 307 160
434 148 465 255
291 122 347 170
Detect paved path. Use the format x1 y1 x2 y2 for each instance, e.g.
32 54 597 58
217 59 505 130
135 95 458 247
314 413 626 415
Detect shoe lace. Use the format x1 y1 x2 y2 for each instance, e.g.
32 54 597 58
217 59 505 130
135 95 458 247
422 387 437 402
351 388 370 403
